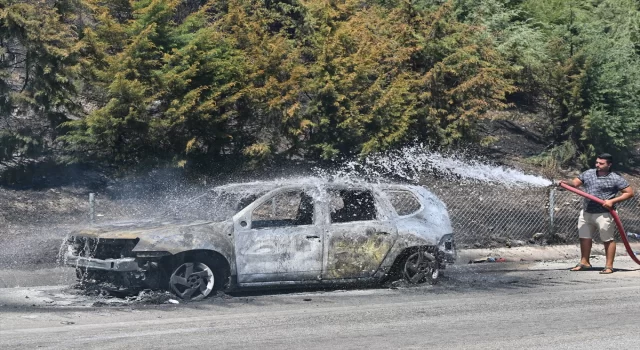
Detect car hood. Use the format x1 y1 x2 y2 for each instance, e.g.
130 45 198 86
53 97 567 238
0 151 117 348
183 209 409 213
71 219 229 240
70 219 236 257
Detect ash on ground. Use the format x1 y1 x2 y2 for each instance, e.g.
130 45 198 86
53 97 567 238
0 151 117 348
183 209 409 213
69 281 231 306
69 282 176 305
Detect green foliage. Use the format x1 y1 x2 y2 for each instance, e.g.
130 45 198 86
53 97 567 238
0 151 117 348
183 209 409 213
455 0 640 166
527 140 577 167
577 0 640 164
4 0 639 173
62 0 515 165
526 0 640 165
0 0 82 164
454 0 549 105
270 0 514 159
0 129 43 164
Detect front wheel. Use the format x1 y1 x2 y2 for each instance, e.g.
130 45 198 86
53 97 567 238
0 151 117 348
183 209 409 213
169 260 218 301
403 251 440 285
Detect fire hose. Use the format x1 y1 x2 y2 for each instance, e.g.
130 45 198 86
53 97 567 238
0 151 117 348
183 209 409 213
559 182 640 265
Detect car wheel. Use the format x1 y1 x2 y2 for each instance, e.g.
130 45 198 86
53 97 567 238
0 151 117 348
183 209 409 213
403 251 439 285
169 258 219 301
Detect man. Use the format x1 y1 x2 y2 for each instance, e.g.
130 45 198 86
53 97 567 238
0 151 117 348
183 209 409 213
559 153 634 274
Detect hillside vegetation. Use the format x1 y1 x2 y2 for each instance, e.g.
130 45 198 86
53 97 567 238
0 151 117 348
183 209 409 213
2 0 639 181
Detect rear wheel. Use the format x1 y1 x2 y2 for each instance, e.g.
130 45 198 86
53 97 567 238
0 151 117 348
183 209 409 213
403 251 439 285
168 257 222 301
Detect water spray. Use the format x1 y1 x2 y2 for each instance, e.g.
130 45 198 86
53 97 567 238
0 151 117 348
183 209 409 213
316 144 553 187
559 182 640 265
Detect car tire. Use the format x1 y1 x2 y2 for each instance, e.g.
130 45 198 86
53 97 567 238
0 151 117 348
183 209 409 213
403 251 440 285
167 255 223 301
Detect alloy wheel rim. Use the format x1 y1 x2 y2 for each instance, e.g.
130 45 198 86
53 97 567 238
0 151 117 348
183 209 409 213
170 262 214 300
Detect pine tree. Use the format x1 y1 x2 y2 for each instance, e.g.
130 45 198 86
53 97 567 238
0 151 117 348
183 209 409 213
62 0 183 167
296 0 514 158
523 0 640 165
0 0 82 166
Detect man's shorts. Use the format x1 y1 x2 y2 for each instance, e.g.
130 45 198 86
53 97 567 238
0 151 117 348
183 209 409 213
577 210 616 242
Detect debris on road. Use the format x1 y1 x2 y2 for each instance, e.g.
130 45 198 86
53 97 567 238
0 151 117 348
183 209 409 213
132 290 173 304
469 257 507 264
506 240 526 248
72 281 127 298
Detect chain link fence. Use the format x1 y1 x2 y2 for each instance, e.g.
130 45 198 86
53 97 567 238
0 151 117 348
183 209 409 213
426 181 640 248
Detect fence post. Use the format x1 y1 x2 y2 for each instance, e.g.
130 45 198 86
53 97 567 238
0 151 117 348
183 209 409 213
548 188 556 235
89 193 95 224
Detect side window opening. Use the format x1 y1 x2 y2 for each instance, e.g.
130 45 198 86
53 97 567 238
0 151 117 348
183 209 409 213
236 194 261 213
329 189 377 223
251 191 314 229
384 190 422 216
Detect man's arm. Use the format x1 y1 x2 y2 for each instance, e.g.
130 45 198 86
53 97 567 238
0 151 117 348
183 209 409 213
603 186 634 210
558 178 583 188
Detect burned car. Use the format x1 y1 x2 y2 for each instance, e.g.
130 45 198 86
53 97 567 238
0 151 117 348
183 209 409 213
65 180 456 300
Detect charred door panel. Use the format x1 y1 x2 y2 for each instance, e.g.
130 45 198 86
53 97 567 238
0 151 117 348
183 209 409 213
322 189 398 279
234 190 323 283
324 222 397 279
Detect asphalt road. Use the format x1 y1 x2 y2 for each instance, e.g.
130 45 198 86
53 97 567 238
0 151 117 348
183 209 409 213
1 256 639 350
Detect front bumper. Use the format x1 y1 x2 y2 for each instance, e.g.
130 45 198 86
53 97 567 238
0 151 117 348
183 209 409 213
65 253 142 272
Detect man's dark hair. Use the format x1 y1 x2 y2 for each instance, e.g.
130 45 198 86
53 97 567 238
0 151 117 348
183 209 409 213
597 153 613 164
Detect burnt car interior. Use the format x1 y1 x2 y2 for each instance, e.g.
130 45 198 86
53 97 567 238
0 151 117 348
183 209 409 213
252 191 314 229
330 190 377 223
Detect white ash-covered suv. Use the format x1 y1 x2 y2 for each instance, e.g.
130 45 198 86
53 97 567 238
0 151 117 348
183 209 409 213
65 180 456 300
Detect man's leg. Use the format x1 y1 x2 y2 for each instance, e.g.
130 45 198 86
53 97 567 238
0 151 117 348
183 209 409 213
571 211 594 270
597 212 616 271
578 238 592 265
603 240 616 270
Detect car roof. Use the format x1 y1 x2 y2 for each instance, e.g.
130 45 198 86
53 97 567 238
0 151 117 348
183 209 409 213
210 178 415 194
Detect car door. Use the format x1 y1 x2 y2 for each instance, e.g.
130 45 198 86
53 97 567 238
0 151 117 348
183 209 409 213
233 188 323 284
322 188 398 280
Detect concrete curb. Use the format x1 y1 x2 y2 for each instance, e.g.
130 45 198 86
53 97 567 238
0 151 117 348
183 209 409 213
458 242 640 264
